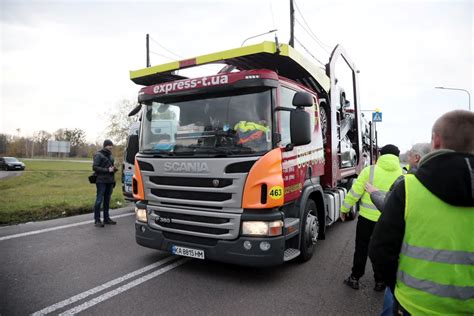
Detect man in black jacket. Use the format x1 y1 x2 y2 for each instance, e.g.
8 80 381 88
369 110 474 315
92 139 118 227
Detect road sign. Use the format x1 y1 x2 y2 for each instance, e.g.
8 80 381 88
372 112 382 122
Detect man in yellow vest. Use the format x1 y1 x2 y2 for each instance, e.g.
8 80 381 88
341 144 403 291
233 120 270 150
369 110 474 315
366 143 431 316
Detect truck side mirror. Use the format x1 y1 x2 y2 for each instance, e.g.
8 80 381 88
290 109 311 146
126 135 139 164
292 92 313 107
128 104 142 117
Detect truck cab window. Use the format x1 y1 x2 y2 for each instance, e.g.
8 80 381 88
278 87 297 146
141 90 273 157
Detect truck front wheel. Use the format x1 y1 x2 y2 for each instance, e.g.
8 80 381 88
299 199 319 261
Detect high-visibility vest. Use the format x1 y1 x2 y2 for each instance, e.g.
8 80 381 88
395 174 474 315
341 154 402 221
234 121 269 133
234 121 269 145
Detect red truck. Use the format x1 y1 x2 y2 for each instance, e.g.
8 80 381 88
128 41 373 266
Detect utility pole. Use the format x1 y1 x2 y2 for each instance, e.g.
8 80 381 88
289 0 294 47
146 34 151 68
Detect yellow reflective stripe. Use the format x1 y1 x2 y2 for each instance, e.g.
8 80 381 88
359 202 378 210
342 201 351 209
401 242 474 265
398 270 474 300
349 188 362 199
369 165 375 184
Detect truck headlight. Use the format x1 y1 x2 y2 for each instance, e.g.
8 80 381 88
241 220 283 236
135 207 147 223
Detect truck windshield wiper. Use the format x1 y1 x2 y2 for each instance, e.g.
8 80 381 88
141 149 174 157
188 145 253 156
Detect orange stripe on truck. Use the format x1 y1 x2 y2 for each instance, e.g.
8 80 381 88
242 148 284 209
132 159 145 200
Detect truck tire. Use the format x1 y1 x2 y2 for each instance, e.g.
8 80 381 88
299 199 319 261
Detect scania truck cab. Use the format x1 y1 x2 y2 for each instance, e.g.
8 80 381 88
129 42 369 266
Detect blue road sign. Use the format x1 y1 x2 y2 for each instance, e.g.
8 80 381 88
372 112 382 122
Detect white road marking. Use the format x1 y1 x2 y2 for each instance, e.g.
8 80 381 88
31 256 179 316
58 258 190 315
0 213 134 242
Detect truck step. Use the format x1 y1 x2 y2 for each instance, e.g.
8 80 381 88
284 248 301 261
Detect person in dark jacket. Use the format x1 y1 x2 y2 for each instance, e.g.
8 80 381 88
92 139 118 227
369 110 474 315
365 143 431 316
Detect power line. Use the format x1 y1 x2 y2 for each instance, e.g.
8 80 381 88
149 50 176 61
149 36 183 59
294 18 331 55
294 37 325 67
293 0 332 50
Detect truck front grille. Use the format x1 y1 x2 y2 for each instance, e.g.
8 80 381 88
149 176 233 188
157 222 229 235
151 189 232 202
148 206 240 240
163 232 218 246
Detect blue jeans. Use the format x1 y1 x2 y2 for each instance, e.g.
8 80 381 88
94 183 114 222
381 287 394 316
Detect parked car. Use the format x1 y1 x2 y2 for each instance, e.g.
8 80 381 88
0 157 26 171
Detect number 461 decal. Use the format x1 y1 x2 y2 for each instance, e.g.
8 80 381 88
268 186 284 200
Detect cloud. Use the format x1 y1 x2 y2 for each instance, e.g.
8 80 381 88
1 0 472 151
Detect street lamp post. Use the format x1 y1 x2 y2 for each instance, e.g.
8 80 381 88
435 86 471 111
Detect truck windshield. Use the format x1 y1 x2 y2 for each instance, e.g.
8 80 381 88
141 90 272 157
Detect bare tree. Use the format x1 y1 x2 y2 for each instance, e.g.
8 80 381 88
64 128 86 157
103 99 136 145
53 128 67 141
33 130 52 156
0 134 8 155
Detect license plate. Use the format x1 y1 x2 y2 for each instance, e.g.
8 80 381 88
124 173 133 185
171 245 205 259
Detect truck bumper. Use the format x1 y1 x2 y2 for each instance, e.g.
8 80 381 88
135 222 285 267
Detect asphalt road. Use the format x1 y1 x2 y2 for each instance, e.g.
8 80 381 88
0 207 383 315
0 170 23 180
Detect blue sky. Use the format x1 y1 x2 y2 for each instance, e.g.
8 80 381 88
1 0 472 151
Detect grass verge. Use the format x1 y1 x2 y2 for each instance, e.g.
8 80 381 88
0 159 126 225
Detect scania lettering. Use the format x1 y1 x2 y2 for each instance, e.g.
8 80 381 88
129 41 374 266
163 162 210 173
